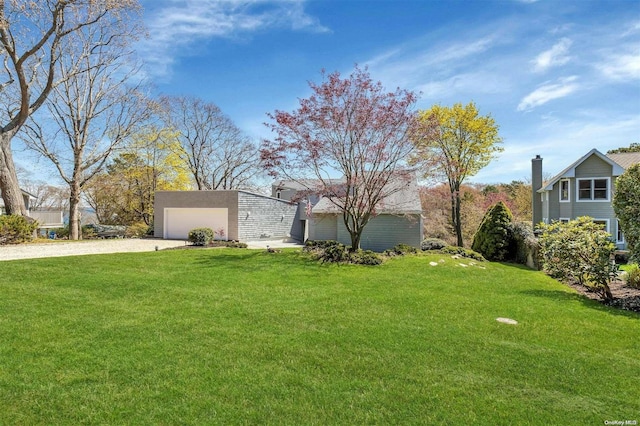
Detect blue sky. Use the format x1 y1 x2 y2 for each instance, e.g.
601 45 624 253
19 0 640 185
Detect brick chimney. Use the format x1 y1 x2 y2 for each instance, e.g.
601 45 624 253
531 155 543 228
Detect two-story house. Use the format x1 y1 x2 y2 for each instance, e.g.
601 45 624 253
532 148 640 249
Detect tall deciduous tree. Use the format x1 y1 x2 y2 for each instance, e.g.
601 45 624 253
20 16 149 240
412 102 503 247
84 128 191 226
159 96 261 191
0 0 140 216
613 163 640 262
261 66 427 251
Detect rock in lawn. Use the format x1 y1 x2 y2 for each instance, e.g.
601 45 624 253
496 317 518 325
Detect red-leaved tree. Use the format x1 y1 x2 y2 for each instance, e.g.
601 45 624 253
261 66 432 251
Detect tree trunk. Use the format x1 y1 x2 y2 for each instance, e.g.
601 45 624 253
69 183 82 240
455 190 463 247
0 133 27 216
349 229 362 253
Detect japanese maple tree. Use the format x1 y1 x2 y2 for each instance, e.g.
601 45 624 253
261 66 430 251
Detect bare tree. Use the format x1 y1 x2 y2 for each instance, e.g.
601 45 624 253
0 0 140 216
20 17 150 240
160 96 262 191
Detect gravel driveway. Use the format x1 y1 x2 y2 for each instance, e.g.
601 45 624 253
0 239 188 261
0 238 302 261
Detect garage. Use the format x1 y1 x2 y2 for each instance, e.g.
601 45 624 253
163 208 228 240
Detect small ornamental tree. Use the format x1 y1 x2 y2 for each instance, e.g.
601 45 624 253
471 201 513 261
613 163 640 262
538 217 617 301
261 66 430 252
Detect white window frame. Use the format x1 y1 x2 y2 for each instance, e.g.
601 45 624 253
616 220 625 243
559 217 570 224
559 179 570 202
576 177 610 202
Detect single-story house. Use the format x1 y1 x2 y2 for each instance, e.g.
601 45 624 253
272 174 423 252
532 148 640 249
0 188 64 230
154 190 301 241
0 188 36 216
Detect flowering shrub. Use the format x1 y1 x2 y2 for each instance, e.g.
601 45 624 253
538 217 617 301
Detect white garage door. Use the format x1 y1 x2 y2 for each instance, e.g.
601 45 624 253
164 208 228 240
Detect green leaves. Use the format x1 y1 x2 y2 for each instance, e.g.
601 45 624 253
613 163 640 262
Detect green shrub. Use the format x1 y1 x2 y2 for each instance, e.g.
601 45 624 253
321 241 349 263
0 215 38 245
126 222 151 238
385 243 418 256
188 228 214 246
49 226 69 239
440 246 485 261
304 240 382 265
613 163 640 263
471 201 514 261
420 238 448 251
349 249 383 265
509 222 538 266
538 217 617 301
625 264 640 289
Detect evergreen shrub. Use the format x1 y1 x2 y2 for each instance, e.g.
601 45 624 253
0 215 38 245
188 228 214 246
471 201 513 261
420 238 448 251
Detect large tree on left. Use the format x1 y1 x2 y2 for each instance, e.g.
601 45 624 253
0 0 140 216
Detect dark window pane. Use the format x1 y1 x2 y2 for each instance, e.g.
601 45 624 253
594 179 608 199
578 180 592 200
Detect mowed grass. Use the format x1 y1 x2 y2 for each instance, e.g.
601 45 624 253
0 249 638 425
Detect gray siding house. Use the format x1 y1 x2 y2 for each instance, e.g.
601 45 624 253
154 190 301 241
532 148 640 249
272 175 423 252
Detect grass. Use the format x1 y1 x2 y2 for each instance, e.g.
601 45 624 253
0 249 638 425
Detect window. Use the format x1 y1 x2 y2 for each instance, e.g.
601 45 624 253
559 218 570 224
559 179 570 202
577 178 609 201
617 220 625 243
593 219 609 233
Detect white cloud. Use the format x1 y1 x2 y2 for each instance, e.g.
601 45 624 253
139 0 328 77
517 76 579 111
597 52 640 81
532 38 572 72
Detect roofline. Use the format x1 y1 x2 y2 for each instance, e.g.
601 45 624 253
539 148 625 192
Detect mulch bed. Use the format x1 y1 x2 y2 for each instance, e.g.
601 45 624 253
565 278 640 314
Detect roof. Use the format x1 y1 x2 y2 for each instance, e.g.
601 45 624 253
539 148 626 192
0 188 36 208
606 152 640 169
310 174 422 215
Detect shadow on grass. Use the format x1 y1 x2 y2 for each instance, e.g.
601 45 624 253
191 248 307 270
521 289 639 319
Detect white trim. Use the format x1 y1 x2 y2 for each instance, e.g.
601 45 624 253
559 179 570 202
559 217 570 223
616 220 625 243
576 177 611 202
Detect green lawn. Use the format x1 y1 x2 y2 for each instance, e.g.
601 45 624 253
1 249 638 425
